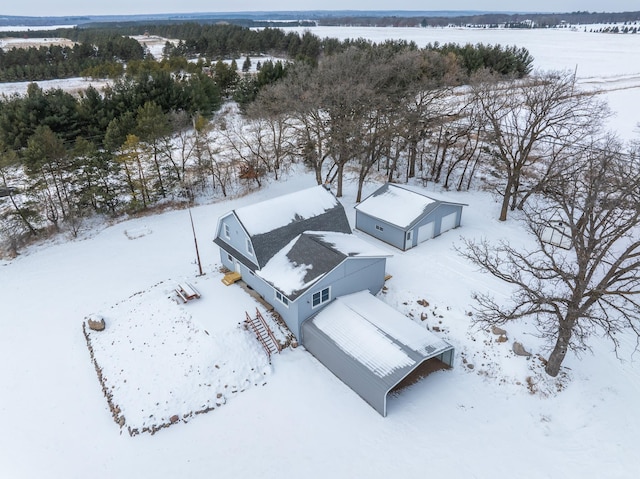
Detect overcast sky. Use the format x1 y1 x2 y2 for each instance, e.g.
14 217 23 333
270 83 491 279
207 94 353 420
2 1 637 17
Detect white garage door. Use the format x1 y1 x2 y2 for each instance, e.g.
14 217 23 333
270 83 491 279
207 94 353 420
417 221 435 243
440 212 458 234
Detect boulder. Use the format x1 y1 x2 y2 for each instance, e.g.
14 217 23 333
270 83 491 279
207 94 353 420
513 341 532 357
491 325 507 336
87 315 105 332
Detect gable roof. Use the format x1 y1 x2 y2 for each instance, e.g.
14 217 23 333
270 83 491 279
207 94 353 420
302 290 454 416
257 231 390 300
234 186 352 268
311 291 452 377
355 183 465 230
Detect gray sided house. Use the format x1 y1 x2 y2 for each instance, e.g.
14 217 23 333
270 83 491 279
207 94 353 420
214 185 390 339
355 183 465 251
302 290 455 417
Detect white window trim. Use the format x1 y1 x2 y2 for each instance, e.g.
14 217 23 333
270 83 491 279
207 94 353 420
312 286 331 308
275 290 289 307
246 238 254 256
223 223 231 239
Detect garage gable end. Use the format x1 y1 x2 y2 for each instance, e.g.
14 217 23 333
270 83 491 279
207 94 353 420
301 291 454 416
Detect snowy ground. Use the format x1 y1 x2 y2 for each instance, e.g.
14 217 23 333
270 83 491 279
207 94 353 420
0 77 111 97
130 34 179 59
1 168 639 478
1 26 639 479
0 36 75 49
84 275 273 436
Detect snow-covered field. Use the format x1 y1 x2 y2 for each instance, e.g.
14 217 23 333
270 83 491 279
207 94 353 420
282 26 640 140
0 77 111 97
1 26 640 479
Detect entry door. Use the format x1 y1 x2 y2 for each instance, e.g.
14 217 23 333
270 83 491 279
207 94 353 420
404 230 413 250
417 222 435 243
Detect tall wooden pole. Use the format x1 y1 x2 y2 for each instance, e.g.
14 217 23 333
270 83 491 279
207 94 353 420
189 208 204 276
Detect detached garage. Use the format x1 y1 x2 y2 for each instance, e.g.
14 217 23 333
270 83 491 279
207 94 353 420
301 291 454 417
355 183 465 251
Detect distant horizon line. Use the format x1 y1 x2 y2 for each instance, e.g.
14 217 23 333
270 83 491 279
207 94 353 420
1 10 620 19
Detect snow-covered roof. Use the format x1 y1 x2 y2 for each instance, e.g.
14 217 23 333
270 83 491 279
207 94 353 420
313 298 414 376
310 291 452 377
355 183 463 229
235 185 341 236
309 231 391 259
257 232 390 298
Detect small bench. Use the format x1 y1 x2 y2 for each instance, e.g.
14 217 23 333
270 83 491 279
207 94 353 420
175 282 201 303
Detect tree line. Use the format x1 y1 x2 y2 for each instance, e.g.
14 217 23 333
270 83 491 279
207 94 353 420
316 11 640 28
1 23 533 85
0 35 145 82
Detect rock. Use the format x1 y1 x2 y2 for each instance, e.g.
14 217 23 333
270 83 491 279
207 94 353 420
170 414 179 424
466 363 475 370
432 326 441 332
87 315 105 332
291 340 299 349
420 312 427 321
117 416 125 427
417 299 429 307
513 341 532 357
491 325 507 336
496 335 508 343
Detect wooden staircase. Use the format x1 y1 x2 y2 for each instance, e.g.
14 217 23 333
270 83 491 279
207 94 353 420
245 308 281 359
222 271 242 286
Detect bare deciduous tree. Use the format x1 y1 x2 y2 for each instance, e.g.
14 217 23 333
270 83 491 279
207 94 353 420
460 137 640 377
472 70 608 221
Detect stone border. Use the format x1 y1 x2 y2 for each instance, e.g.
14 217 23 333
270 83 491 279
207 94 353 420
83 321 232 437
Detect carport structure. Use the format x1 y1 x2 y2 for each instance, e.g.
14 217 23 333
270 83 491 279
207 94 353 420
301 291 454 416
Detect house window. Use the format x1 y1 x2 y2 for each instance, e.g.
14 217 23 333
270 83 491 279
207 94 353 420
406 231 412 240
312 287 330 308
275 290 289 307
224 223 231 239
246 239 254 256
375 224 384 231
227 253 233 263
